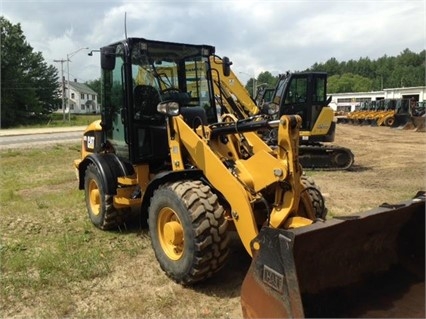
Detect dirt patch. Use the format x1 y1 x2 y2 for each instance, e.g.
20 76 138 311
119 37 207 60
312 124 426 216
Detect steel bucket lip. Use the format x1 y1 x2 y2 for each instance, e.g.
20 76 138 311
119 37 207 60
241 193 425 318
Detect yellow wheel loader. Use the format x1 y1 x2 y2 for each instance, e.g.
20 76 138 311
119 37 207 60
347 100 375 124
75 37 425 318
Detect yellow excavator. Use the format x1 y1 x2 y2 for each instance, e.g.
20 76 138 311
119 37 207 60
209 59 354 170
75 37 425 318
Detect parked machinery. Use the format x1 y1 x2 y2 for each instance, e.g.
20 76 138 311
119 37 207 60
260 72 355 170
209 63 354 170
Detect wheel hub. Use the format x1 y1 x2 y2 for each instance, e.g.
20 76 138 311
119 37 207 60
89 180 101 215
158 208 184 260
164 221 183 246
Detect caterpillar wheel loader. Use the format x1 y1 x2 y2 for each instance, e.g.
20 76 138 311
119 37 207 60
377 98 408 127
75 37 425 318
394 100 426 132
347 100 376 125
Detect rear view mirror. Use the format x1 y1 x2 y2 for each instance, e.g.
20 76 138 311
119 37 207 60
222 56 232 77
101 46 116 71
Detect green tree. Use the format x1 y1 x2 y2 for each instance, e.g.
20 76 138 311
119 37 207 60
245 71 278 96
328 73 373 93
86 78 101 97
257 71 277 88
322 57 341 76
306 49 425 92
1 16 60 127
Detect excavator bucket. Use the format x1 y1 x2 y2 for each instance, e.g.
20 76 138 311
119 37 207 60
241 192 425 318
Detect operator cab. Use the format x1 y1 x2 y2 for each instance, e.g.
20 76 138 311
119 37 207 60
99 38 225 165
270 72 329 131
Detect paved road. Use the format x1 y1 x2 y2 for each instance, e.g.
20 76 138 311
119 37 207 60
0 126 86 149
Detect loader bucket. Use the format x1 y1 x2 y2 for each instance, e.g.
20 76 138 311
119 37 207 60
241 193 425 318
393 113 413 129
412 116 426 132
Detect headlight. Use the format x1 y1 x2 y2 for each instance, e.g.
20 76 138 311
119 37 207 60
264 102 279 116
157 101 180 116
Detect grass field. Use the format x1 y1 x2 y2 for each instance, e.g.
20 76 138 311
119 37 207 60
0 143 145 317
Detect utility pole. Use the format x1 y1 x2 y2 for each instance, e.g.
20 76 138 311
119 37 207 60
66 47 89 121
54 59 66 121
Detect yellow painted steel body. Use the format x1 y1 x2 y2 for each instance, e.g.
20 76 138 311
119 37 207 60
76 113 313 256
168 114 311 255
210 56 259 117
300 107 334 138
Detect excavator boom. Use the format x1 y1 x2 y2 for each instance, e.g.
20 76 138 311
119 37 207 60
241 192 425 318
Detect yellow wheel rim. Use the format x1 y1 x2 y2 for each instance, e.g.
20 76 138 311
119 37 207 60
88 179 101 216
157 207 184 260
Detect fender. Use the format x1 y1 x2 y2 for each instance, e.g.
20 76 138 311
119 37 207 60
77 153 134 194
140 169 205 214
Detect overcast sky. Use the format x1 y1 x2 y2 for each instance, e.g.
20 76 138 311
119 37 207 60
1 0 425 84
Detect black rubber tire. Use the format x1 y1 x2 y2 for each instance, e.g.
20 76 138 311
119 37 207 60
331 148 355 170
84 164 128 230
148 180 229 285
300 175 327 220
384 117 395 127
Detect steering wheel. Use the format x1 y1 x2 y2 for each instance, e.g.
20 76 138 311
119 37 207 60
161 87 181 94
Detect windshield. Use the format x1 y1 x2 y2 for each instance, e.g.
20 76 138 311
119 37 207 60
131 41 212 110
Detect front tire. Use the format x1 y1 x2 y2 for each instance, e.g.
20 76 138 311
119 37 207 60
148 180 229 284
385 117 395 127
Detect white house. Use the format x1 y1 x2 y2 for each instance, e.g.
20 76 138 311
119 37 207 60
57 79 100 114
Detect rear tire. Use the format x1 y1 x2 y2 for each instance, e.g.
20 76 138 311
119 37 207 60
148 180 229 284
84 164 128 230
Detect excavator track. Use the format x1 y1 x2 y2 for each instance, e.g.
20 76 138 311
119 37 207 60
299 144 354 170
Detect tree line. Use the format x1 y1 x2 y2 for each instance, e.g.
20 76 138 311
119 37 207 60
307 49 425 93
1 15 424 128
1 17 60 128
245 49 425 96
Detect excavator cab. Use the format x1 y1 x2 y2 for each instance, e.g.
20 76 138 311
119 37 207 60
272 72 330 133
265 72 354 170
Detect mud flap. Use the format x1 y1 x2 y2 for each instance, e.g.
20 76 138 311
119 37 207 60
241 193 425 318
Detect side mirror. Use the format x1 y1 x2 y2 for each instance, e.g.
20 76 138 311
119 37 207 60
222 56 232 77
101 46 116 71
